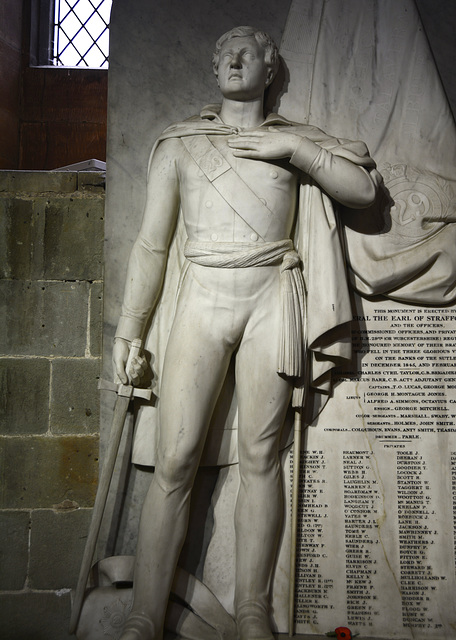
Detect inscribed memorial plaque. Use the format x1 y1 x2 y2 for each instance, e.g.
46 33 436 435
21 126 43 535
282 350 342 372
275 295 456 638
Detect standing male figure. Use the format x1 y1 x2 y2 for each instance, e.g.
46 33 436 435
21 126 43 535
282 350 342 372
113 26 380 640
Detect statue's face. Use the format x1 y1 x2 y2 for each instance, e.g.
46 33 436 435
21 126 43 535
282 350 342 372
217 36 270 101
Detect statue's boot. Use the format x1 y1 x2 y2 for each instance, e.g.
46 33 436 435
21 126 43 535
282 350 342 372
236 601 274 640
119 612 161 640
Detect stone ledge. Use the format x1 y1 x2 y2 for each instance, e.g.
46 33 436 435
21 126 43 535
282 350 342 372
78 171 106 192
0 170 78 194
0 170 106 196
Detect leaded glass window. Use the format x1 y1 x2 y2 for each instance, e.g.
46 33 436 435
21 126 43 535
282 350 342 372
53 0 112 68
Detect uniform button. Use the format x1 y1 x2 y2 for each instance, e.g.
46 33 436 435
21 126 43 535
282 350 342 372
211 233 218 241
270 170 278 179
250 233 258 242
205 200 213 208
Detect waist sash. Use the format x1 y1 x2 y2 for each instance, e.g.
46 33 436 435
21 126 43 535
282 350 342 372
184 240 307 406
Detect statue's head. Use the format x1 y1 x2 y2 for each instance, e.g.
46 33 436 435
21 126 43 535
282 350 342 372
212 26 279 88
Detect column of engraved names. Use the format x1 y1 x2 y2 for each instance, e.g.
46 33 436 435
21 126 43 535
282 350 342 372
294 450 332 626
397 452 436 630
343 452 381 628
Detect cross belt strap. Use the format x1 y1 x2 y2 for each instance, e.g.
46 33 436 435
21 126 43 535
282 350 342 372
182 135 276 240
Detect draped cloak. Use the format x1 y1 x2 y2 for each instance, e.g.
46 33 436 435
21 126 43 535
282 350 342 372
130 105 380 466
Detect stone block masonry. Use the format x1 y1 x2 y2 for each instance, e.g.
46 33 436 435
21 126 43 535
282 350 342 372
0 170 104 638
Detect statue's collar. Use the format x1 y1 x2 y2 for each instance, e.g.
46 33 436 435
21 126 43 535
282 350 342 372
199 104 294 129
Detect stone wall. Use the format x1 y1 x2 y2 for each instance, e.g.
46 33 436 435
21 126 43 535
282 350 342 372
0 170 104 638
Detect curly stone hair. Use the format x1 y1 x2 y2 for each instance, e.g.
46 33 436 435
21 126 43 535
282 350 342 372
212 26 279 82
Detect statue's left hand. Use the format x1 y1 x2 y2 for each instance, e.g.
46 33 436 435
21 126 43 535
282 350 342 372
227 128 302 160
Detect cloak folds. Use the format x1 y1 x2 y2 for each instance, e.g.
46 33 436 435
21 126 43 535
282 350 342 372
130 105 380 467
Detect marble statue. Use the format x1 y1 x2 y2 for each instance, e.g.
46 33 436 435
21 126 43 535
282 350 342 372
112 26 381 640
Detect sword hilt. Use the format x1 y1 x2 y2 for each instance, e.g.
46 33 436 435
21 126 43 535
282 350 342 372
99 339 153 401
126 337 142 384
98 379 152 401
